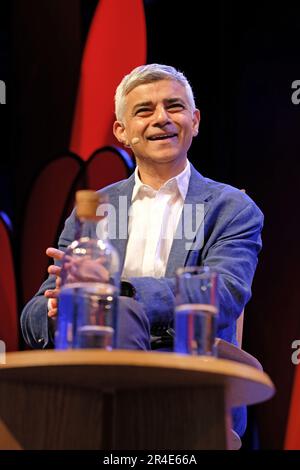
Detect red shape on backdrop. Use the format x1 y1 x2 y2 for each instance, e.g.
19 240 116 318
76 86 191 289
21 154 82 303
70 0 147 160
84 146 134 191
285 364 300 449
0 213 18 351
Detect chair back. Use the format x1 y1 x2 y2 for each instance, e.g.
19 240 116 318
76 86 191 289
236 310 244 348
21 153 82 303
0 212 19 351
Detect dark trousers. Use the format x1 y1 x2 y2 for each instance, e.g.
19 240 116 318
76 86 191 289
116 296 151 350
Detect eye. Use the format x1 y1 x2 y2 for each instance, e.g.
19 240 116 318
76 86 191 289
135 108 152 116
167 103 185 111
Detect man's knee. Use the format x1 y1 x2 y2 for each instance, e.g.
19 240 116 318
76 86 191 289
116 296 151 350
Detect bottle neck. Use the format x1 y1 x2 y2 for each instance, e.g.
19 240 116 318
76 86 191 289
75 216 109 241
75 217 98 240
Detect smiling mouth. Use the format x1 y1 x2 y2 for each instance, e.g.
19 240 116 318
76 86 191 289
147 133 178 141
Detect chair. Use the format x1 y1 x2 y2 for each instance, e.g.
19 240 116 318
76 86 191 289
0 212 19 351
151 310 246 353
82 145 134 190
21 146 133 305
21 153 83 304
236 310 244 348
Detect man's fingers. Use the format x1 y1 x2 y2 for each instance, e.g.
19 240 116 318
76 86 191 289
47 298 58 318
44 289 60 299
45 249 62 319
48 265 61 275
48 308 57 318
49 298 58 309
46 247 64 260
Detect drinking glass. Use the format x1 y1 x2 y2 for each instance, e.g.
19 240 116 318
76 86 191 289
174 266 219 356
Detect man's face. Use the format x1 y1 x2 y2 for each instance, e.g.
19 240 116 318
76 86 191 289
114 79 200 167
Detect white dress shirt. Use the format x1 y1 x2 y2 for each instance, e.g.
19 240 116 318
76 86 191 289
122 161 191 279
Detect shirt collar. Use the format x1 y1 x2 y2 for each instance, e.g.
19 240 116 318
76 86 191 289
132 160 191 202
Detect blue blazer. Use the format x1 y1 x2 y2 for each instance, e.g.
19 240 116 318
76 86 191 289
21 163 263 350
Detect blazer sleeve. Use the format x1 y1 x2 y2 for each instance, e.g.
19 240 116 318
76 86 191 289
20 210 77 349
202 200 263 338
129 196 263 343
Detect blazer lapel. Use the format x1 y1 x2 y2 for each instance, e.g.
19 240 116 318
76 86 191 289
107 174 135 270
165 164 213 277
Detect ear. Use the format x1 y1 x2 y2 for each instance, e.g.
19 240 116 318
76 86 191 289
192 109 201 137
113 121 129 146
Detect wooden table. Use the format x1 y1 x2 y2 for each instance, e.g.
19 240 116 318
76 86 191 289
0 350 275 450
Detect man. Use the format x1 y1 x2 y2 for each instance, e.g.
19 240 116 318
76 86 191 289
21 64 263 436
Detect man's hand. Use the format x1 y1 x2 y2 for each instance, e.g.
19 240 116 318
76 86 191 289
44 247 110 319
44 247 64 319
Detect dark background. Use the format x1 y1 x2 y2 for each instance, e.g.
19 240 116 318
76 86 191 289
1 0 300 449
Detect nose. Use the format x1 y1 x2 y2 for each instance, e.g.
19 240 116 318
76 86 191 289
153 105 170 126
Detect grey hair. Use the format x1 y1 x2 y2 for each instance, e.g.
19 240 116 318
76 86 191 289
114 63 196 122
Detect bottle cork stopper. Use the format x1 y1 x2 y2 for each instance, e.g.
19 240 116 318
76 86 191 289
75 190 100 219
